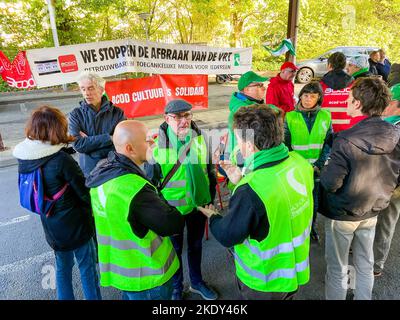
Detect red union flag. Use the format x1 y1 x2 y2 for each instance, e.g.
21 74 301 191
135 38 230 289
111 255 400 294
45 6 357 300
0 50 36 88
105 74 208 118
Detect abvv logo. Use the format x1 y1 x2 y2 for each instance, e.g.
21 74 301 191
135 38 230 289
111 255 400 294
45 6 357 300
58 54 78 73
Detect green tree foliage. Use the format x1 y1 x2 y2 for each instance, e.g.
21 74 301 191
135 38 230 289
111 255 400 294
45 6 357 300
1 0 400 73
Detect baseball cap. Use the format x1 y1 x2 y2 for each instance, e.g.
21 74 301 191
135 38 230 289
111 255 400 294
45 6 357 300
280 61 299 71
238 71 269 91
164 99 192 114
390 84 400 101
348 55 369 69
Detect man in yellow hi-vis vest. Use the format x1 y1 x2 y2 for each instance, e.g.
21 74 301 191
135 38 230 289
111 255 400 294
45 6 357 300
86 120 184 300
199 105 314 299
146 99 218 300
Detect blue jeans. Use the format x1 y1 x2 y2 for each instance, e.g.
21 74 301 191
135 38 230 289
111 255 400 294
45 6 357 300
122 277 173 300
170 209 206 291
55 238 102 300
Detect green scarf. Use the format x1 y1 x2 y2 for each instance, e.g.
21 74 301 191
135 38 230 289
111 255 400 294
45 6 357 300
352 67 369 78
166 126 211 207
243 143 289 174
385 115 400 125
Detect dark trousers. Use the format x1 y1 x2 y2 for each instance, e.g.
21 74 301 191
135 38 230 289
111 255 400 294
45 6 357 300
236 277 297 300
170 209 206 291
312 178 320 228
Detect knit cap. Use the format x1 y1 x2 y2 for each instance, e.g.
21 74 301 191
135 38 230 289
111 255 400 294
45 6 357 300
348 55 369 69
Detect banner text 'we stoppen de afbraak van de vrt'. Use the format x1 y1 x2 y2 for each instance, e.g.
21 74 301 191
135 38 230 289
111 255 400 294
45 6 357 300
26 39 252 88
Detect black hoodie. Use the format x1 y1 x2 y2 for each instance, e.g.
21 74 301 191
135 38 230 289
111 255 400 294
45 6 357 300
321 69 354 90
320 116 400 221
86 151 184 238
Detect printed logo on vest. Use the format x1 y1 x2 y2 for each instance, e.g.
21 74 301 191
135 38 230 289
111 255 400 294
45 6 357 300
321 120 327 132
286 168 307 197
96 185 107 217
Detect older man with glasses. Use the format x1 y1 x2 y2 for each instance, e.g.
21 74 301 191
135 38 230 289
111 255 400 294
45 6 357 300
228 71 269 157
266 61 299 118
146 99 217 300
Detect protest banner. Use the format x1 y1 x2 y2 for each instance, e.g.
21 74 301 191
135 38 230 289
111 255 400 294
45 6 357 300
0 51 36 88
26 39 252 88
105 74 208 118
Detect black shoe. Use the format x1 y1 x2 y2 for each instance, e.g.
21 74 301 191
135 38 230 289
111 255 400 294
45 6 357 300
310 228 320 243
189 282 218 300
172 288 183 300
374 269 383 277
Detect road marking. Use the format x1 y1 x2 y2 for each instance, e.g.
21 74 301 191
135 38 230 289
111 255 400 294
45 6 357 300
0 251 53 275
0 215 31 227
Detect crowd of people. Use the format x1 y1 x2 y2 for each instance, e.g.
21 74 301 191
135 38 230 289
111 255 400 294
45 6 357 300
13 48 400 301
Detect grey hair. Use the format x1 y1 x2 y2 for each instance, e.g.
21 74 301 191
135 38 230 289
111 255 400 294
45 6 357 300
77 72 106 90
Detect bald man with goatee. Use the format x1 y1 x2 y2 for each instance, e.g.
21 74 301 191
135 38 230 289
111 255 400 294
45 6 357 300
86 120 184 300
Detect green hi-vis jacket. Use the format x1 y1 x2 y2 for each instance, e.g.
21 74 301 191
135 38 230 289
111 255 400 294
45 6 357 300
233 152 314 292
90 173 179 291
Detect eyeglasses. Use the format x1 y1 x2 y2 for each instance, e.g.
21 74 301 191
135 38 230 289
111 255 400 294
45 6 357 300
247 83 265 88
167 112 193 121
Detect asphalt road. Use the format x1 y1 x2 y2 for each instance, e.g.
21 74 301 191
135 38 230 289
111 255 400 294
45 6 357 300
1 81 400 300
1 164 400 300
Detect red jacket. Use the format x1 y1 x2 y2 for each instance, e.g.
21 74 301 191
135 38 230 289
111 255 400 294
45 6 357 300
265 74 295 115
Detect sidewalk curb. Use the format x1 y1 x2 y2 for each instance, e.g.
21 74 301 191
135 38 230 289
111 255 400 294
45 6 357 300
0 157 17 168
0 91 81 106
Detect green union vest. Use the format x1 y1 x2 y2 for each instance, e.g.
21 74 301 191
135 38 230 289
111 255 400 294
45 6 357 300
153 134 210 215
90 174 179 292
233 152 314 292
286 109 331 164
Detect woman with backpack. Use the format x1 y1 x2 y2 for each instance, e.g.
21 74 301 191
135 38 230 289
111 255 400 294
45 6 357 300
13 105 101 300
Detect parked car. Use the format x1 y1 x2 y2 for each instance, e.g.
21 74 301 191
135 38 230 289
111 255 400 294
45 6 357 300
295 46 379 83
215 74 242 84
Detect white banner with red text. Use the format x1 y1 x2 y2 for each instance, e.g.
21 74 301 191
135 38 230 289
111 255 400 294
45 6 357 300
26 39 252 88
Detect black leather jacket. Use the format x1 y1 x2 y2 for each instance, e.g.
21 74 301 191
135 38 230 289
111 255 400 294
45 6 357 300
320 116 400 221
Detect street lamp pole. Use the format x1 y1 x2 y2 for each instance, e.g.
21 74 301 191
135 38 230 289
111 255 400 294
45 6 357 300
46 0 67 91
138 12 151 42
138 12 151 76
